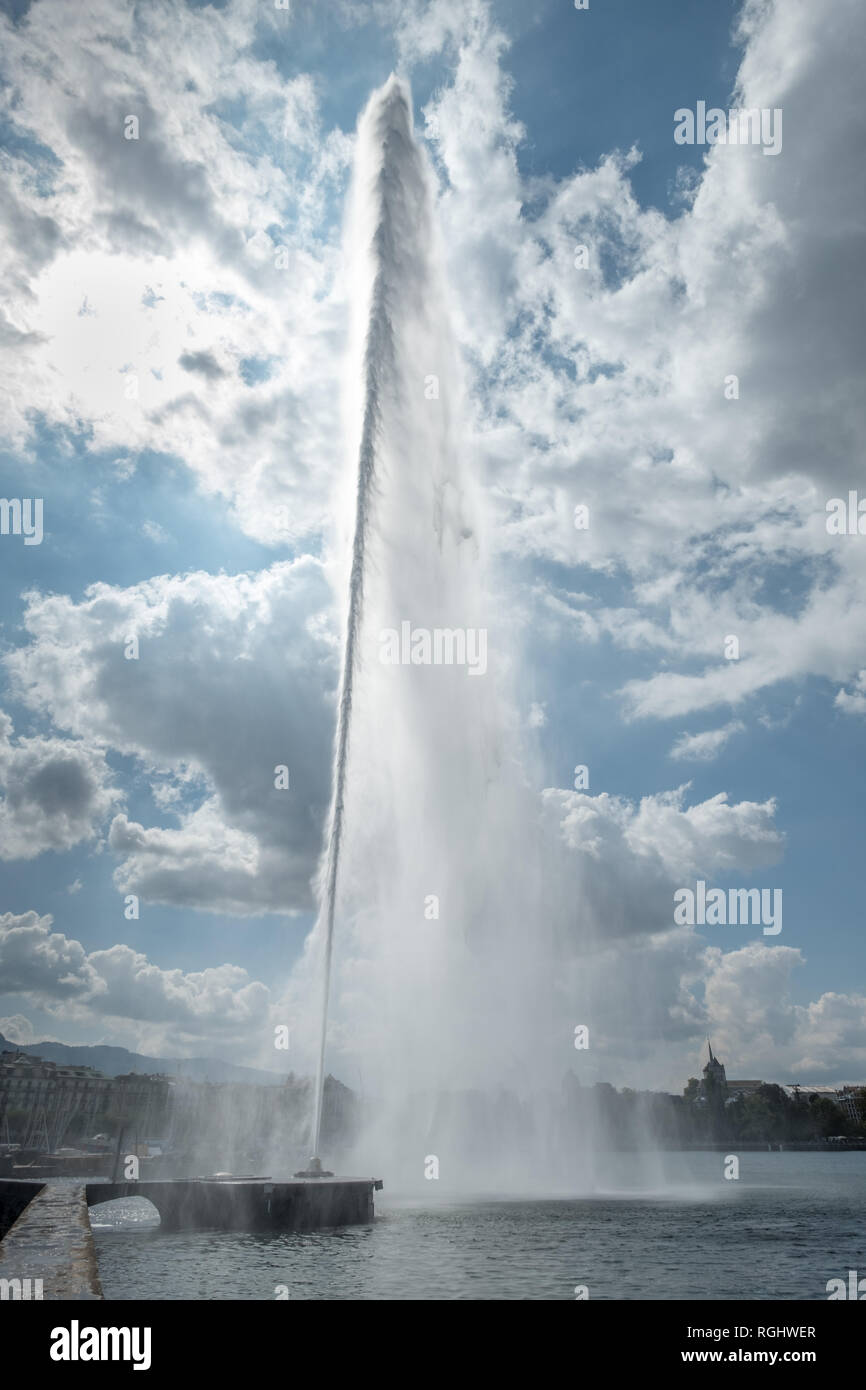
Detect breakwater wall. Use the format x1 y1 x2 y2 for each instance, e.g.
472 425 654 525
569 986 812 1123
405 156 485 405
0 1181 102 1300
0 1176 381 1300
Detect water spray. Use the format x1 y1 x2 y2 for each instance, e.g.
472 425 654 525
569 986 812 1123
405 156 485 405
306 76 412 1169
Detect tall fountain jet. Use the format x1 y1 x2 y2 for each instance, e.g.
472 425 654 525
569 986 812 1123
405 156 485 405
303 69 555 1187
302 74 577 1189
308 76 420 1166
291 73 668 1197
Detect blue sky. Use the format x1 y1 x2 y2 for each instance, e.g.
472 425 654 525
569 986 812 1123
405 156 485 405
0 0 863 1090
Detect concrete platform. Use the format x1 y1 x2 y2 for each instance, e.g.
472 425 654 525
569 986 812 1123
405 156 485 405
85 1176 383 1232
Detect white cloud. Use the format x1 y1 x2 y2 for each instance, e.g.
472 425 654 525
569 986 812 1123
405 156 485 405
0 0 353 544
0 0 862 1088
0 1013 38 1044
700 942 866 1085
0 909 271 1054
5 561 338 911
2 0 863 723
542 783 784 946
835 669 866 716
404 0 866 733
670 721 745 762
109 799 273 916
0 712 121 860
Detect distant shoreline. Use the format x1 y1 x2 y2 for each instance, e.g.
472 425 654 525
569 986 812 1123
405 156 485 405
657 1140 866 1152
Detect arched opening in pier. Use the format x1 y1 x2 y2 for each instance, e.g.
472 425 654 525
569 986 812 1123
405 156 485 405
87 1196 161 1231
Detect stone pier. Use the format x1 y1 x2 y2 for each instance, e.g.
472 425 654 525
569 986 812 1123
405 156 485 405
0 1181 102 1300
86 1176 382 1232
0 1175 381 1300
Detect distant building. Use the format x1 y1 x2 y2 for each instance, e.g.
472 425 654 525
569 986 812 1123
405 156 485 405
686 1046 864 1126
783 1084 865 1123
696 1045 766 1105
836 1088 865 1124
726 1079 765 1100
0 1049 171 1149
700 1040 727 1101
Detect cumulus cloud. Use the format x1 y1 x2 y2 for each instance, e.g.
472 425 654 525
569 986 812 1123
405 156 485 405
0 910 271 1054
0 910 99 997
0 1013 38 1044
700 942 866 1085
542 784 784 946
835 669 866 716
108 800 274 916
402 0 866 735
0 0 861 1083
4 561 338 912
534 786 853 1081
178 349 226 380
0 712 121 860
2 0 863 714
0 0 353 543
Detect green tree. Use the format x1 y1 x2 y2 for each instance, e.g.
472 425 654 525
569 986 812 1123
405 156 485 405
807 1095 853 1138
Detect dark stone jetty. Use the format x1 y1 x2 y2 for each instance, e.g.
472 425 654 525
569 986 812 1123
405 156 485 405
0 1181 102 1300
85 1175 383 1231
0 1175 382 1300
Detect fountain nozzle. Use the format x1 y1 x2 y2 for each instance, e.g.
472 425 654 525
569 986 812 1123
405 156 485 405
294 1156 334 1179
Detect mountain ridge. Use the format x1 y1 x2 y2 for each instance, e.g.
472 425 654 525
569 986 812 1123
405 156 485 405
0 1032 291 1085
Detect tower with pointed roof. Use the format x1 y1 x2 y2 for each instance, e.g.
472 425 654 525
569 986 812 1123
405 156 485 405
701 1039 728 1099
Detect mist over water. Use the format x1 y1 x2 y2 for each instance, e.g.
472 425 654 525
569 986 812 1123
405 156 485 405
282 76 659 1194
92 1152 866 1299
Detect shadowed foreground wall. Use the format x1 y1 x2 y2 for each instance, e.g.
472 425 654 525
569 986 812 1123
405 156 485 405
0 1181 102 1300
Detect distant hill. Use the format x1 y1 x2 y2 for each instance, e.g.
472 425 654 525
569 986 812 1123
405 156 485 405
0 1033 291 1086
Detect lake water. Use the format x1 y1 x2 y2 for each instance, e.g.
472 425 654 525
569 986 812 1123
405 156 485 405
91 1152 866 1300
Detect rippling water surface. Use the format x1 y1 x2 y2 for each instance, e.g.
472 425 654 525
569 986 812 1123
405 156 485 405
91 1152 866 1301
